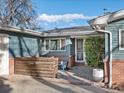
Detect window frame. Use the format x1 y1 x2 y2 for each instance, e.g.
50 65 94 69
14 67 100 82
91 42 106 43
119 29 124 50
44 38 66 51
50 39 60 50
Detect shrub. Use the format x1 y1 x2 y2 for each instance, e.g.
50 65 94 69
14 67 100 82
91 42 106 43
85 36 104 68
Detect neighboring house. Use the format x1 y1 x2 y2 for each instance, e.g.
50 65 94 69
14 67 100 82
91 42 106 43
41 26 102 68
0 26 43 75
89 9 124 88
0 25 102 75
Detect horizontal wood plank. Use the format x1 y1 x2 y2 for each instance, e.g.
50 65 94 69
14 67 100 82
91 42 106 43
14 57 58 78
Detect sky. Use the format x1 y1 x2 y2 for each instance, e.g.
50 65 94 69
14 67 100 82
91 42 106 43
32 0 124 30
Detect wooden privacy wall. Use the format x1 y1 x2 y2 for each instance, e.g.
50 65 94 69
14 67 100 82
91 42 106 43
14 57 58 78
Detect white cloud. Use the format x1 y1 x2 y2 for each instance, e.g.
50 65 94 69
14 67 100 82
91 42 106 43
37 13 96 23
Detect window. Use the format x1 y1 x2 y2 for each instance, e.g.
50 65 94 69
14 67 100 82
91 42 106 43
119 29 124 50
51 40 60 50
44 38 66 51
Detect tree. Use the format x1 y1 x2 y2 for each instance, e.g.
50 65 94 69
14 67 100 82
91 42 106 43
0 0 37 29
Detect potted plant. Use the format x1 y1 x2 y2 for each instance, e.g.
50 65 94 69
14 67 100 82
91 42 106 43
85 36 104 82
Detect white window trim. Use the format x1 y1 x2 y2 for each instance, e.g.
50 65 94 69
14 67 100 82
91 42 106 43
119 29 124 50
44 38 66 51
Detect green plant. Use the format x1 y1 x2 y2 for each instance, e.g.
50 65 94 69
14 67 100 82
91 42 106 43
85 36 104 68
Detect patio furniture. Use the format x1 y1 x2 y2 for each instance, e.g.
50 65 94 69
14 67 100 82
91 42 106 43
58 61 68 71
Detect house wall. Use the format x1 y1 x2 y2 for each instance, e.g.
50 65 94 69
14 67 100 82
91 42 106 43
69 38 75 67
70 38 75 55
9 35 41 57
105 20 124 89
42 37 75 67
0 30 42 74
106 20 124 59
0 31 42 57
112 60 124 89
0 34 9 75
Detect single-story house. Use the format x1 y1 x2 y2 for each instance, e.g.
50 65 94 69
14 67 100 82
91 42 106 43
0 25 102 75
89 9 124 89
41 26 103 67
0 26 43 75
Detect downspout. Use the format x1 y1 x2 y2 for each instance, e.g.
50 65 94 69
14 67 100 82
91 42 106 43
93 25 112 88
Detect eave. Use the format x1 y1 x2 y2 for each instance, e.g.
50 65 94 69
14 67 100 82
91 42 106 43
89 9 124 27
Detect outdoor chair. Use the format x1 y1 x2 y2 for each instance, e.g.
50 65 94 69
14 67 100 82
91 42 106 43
58 61 68 71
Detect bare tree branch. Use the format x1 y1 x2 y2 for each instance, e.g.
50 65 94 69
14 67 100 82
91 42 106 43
0 0 38 30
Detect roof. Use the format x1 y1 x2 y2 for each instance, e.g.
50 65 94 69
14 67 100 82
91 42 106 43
0 25 43 37
89 9 124 26
45 26 93 33
0 25 102 38
42 26 102 37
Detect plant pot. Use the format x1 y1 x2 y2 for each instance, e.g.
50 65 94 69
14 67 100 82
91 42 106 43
93 68 103 82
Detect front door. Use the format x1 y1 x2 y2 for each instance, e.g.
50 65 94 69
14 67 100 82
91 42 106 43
75 39 84 63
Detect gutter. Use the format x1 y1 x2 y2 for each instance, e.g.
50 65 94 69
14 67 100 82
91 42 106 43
93 25 112 88
0 26 43 37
